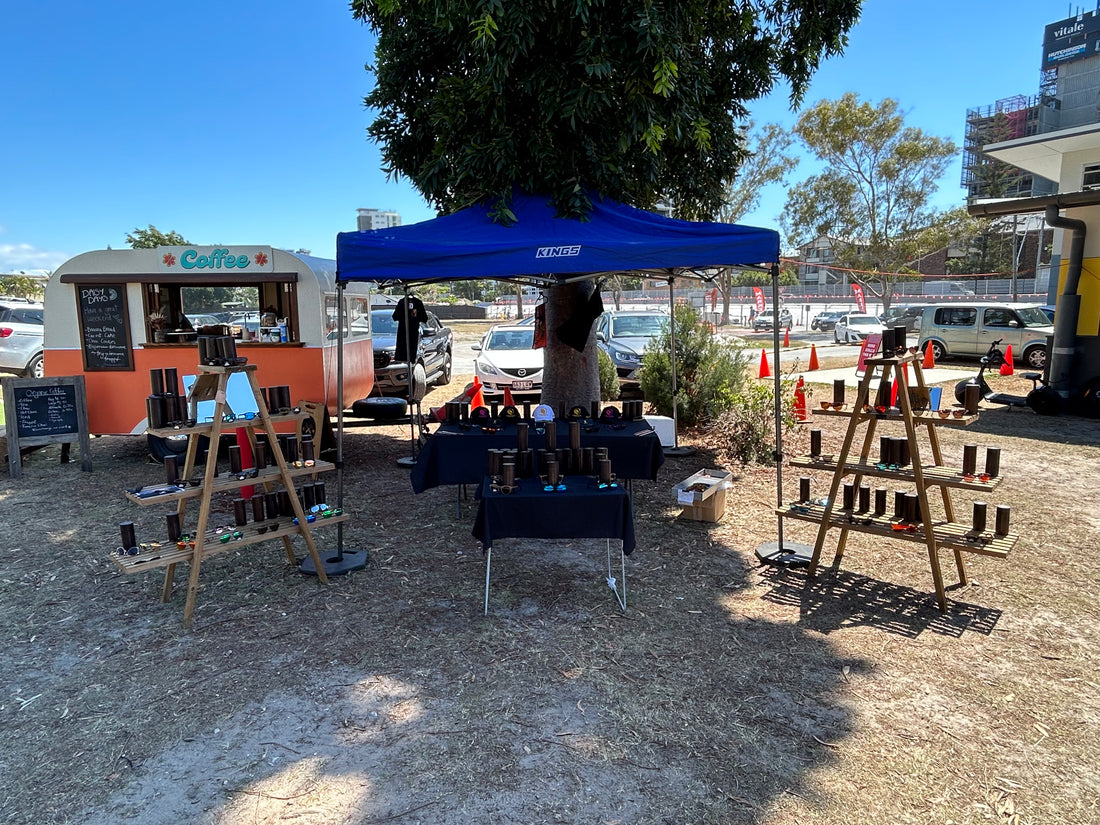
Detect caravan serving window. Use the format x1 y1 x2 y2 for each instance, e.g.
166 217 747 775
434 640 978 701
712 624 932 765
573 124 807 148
143 281 299 342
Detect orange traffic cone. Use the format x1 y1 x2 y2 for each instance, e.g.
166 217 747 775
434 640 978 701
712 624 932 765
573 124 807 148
808 344 820 371
758 348 771 379
783 327 791 348
1000 345 1014 376
466 376 486 410
922 341 935 369
793 375 807 421
503 386 515 408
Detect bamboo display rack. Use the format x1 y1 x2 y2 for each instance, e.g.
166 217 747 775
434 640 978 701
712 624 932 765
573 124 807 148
781 352 1016 612
111 364 340 626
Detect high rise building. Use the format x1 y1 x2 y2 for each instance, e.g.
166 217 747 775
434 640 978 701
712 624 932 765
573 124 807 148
356 209 402 231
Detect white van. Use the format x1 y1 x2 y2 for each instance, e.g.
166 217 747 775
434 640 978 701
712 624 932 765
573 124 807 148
917 302 1053 369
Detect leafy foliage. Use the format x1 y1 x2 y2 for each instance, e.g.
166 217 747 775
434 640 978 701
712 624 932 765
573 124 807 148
639 304 750 427
782 94 960 310
598 347 620 402
352 0 861 219
126 225 189 249
705 379 798 466
0 274 45 299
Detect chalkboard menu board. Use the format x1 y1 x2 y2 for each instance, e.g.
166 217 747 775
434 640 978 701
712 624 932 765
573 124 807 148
76 283 133 371
2 375 93 478
12 383 78 437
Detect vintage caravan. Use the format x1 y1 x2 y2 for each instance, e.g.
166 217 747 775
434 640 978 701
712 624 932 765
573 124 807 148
45 246 375 455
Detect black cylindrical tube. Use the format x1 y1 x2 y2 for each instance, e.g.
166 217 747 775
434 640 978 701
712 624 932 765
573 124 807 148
810 429 822 457
284 435 299 462
146 396 165 429
972 501 987 533
898 438 911 467
584 447 595 475
962 444 977 476
858 483 871 513
278 490 292 516
164 368 179 396
265 491 280 519
516 423 529 453
313 480 325 505
120 521 136 549
546 458 560 486
164 455 180 485
301 437 315 462
522 400 532 420
985 447 1001 478
599 458 612 483
893 489 906 519
302 482 316 509
491 400 500 418
459 402 469 421
964 382 981 414
165 512 181 542
881 326 895 355
995 505 1011 536
501 461 515 488
904 492 919 523
260 386 270 411
251 495 266 523
879 435 891 464
833 379 846 406
842 482 855 511
569 421 581 451
544 421 557 451
254 442 268 469
228 445 242 474
150 368 165 396
487 449 502 477
874 488 887 516
591 400 600 420
799 476 811 503
893 325 906 353
233 498 248 526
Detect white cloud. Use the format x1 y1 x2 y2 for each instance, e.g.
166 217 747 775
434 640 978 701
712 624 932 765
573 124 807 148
0 243 70 273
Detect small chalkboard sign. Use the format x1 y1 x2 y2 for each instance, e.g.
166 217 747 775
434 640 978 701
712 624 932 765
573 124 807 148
2 375 93 478
76 283 134 371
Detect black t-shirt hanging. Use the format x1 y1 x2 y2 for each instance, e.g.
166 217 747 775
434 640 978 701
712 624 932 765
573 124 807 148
393 296 426 362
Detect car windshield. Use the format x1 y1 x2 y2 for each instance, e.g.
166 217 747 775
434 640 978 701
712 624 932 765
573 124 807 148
486 328 534 350
371 311 399 335
611 315 666 337
1016 307 1051 326
847 315 879 327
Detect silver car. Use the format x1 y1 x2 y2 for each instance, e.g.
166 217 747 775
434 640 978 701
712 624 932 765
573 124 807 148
0 298 45 378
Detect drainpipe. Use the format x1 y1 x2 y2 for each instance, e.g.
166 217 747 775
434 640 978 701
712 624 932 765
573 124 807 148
1043 205 1085 396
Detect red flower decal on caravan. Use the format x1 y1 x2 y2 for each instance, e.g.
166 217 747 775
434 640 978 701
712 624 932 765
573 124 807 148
254 252 268 267
162 254 176 267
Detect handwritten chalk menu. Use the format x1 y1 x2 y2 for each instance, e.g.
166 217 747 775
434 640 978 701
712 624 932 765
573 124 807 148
76 283 133 371
2 375 93 478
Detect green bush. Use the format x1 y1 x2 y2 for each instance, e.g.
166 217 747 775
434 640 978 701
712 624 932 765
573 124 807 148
598 348 620 401
704 379 800 465
639 304 751 427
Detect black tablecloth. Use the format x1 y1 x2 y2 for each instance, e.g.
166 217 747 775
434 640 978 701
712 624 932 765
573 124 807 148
471 476 636 554
410 420 664 493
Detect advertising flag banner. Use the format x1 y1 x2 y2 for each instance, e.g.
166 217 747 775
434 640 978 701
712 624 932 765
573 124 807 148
852 282 866 313
752 287 765 313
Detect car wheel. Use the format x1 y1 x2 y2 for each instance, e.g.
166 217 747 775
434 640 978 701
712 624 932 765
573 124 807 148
834 329 841 343
930 340 947 362
1023 345 1047 370
437 348 453 386
24 354 44 379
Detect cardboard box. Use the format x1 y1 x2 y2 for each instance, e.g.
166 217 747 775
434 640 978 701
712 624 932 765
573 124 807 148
672 469 731 522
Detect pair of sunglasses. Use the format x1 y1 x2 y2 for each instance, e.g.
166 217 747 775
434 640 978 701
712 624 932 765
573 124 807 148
891 523 919 533
875 462 900 472
543 483 568 492
291 460 316 468
961 473 992 483
819 401 846 410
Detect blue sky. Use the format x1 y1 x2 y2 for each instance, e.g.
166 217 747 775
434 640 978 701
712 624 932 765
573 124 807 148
0 1 1078 273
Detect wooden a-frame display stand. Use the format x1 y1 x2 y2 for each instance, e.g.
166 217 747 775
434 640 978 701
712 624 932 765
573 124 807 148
781 351 1016 612
111 364 346 626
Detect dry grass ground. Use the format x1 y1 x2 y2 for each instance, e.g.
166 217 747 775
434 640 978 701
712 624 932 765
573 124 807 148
1 360 1097 825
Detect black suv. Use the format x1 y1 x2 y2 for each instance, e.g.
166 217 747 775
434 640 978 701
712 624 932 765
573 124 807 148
880 304 927 334
370 308 453 399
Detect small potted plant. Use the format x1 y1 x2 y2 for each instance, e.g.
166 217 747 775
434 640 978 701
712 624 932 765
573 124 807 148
148 309 168 342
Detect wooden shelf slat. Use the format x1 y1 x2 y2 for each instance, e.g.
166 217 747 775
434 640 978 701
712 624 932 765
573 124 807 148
124 460 336 505
789 455 1004 491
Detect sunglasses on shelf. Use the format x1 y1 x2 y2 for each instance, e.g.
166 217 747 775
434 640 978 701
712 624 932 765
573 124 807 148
819 401 846 410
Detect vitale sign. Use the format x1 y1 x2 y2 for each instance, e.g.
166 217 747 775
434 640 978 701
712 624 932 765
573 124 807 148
1043 13 1100 67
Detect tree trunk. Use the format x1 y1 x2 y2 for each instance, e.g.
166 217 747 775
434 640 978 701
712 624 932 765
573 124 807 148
515 285 524 319
541 280 600 414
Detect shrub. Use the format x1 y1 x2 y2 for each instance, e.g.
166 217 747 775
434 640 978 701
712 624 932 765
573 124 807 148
639 304 751 427
598 348 620 401
705 379 800 465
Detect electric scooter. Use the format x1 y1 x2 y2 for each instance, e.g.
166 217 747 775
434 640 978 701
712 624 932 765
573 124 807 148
953 338 1062 415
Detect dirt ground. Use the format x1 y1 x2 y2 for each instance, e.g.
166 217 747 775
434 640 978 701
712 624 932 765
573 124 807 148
2 360 1099 825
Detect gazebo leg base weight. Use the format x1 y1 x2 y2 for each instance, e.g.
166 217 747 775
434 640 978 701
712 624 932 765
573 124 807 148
396 455 417 468
663 445 697 457
755 540 814 568
299 549 369 576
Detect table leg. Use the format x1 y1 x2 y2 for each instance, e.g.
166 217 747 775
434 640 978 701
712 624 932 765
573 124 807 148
483 544 492 615
607 539 626 611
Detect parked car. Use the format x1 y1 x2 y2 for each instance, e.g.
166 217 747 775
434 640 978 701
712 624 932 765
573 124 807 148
833 313 884 344
917 302 1053 369
594 310 668 387
472 323 543 398
371 307 453 397
810 310 844 332
0 297 45 378
1039 304 1056 323
185 313 223 329
752 306 793 331
879 304 928 334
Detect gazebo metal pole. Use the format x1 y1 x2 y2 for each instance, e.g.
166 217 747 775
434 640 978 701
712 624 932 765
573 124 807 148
404 284 418 461
667 275 678 447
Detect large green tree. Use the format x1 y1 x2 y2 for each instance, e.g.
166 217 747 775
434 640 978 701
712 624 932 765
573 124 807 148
126 225 190 249
353 0 861 407
782 94 959 311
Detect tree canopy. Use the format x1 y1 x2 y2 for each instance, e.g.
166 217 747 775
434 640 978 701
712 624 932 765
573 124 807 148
126 225 189 249
353 0 861 220
782 94 959 307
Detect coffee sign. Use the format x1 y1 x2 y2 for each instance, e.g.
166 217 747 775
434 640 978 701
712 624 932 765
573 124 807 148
157 246 275 273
